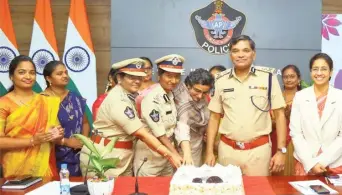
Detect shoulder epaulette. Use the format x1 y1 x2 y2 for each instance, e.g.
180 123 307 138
254 66 276 75
215 68 232 81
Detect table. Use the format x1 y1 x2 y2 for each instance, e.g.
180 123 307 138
1 176 342 195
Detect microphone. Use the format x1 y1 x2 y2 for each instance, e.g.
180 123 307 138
129 157 148 195
70 129 98 195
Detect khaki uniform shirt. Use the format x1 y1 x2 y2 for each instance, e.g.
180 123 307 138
208 65 286 142
80 85 143 177
140 84 177 138
173 83 209 166
134 84 177 176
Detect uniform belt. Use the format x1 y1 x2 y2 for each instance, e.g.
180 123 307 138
220 135 269 150
91 135 133 149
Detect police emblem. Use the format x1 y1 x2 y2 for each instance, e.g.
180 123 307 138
149 109 160 122
136 61 143 69
190 0 246 55
124 106 135 119
172 57 180 65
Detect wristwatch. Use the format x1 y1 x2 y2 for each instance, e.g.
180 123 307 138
278 147 287 154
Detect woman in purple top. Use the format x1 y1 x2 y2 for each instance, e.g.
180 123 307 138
42 61 90 176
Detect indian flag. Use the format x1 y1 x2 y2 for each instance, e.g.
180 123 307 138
63 0 97 126
0 0 19 96
29 0 59 93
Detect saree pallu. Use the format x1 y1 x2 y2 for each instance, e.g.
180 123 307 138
0 94 60 177
56 92 86 176
92 93 107 121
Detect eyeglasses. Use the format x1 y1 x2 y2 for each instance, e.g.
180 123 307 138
311 67 329 73
144 68 152 73
190 86 210 95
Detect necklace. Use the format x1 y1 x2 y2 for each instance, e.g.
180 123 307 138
283 90 296 105
13 91 35 106
49 88 74 121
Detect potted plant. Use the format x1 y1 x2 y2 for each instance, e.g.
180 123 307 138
74 134 120 195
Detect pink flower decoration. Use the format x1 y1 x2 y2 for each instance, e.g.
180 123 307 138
322 14 342 40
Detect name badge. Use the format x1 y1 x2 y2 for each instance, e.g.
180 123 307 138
223 88 234 92
249 86 267 90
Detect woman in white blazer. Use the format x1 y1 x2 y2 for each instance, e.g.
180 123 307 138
290 53 342 175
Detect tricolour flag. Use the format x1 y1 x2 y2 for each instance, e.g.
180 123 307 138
29 0 59 92
63 0 97 126
0 0 19 96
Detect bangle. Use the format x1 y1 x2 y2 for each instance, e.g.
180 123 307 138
163 152 170 158
156 144 163 152
30 137 35 147
61 138 65 146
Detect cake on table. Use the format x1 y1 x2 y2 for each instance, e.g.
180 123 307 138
169 164 245 195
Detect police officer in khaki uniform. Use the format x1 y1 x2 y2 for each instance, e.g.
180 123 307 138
80 58 182 177
205 35 287 176
134 54 184 176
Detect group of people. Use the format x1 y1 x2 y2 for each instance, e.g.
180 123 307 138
0 57 89 177
1 35 342 179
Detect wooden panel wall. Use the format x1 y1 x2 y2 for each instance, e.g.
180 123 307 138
323 0 342 13
9 0 110 95
8 0 342 95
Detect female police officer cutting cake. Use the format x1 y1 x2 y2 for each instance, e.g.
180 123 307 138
80 58 182 177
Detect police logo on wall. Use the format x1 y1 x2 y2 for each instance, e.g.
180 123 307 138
32 49 55 75
0 47 17 73
190 0 246 55
64 46 90 72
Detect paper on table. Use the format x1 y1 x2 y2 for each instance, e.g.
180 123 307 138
289 180 338 195
327 174 342 186
25 181 83 195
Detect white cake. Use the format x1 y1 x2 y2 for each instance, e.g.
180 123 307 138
169 164 244 195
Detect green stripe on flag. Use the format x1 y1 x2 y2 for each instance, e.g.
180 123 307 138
32 81 43 93
0 83 7 97
66 78 94 130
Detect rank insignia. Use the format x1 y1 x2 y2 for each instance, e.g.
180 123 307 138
149 109 160 122
124 106 135 119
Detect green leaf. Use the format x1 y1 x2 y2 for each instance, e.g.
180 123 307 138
90 155 102 173
300 80 313 89
101 137 118 158
73 134 100 157
99 158 120 171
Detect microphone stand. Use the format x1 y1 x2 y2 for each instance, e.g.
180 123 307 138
129 157 148 195
70 129 98 195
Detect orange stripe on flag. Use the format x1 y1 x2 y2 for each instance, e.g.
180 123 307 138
69 0 94 52
34 0 58 53
0 0 18 48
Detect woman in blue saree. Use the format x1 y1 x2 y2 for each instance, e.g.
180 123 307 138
42 61 90 176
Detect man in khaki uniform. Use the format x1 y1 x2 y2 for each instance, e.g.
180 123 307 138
80 58 182 177
205 35 287 176
134 54 184 176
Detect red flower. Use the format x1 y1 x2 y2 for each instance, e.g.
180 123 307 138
322 14 342 40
